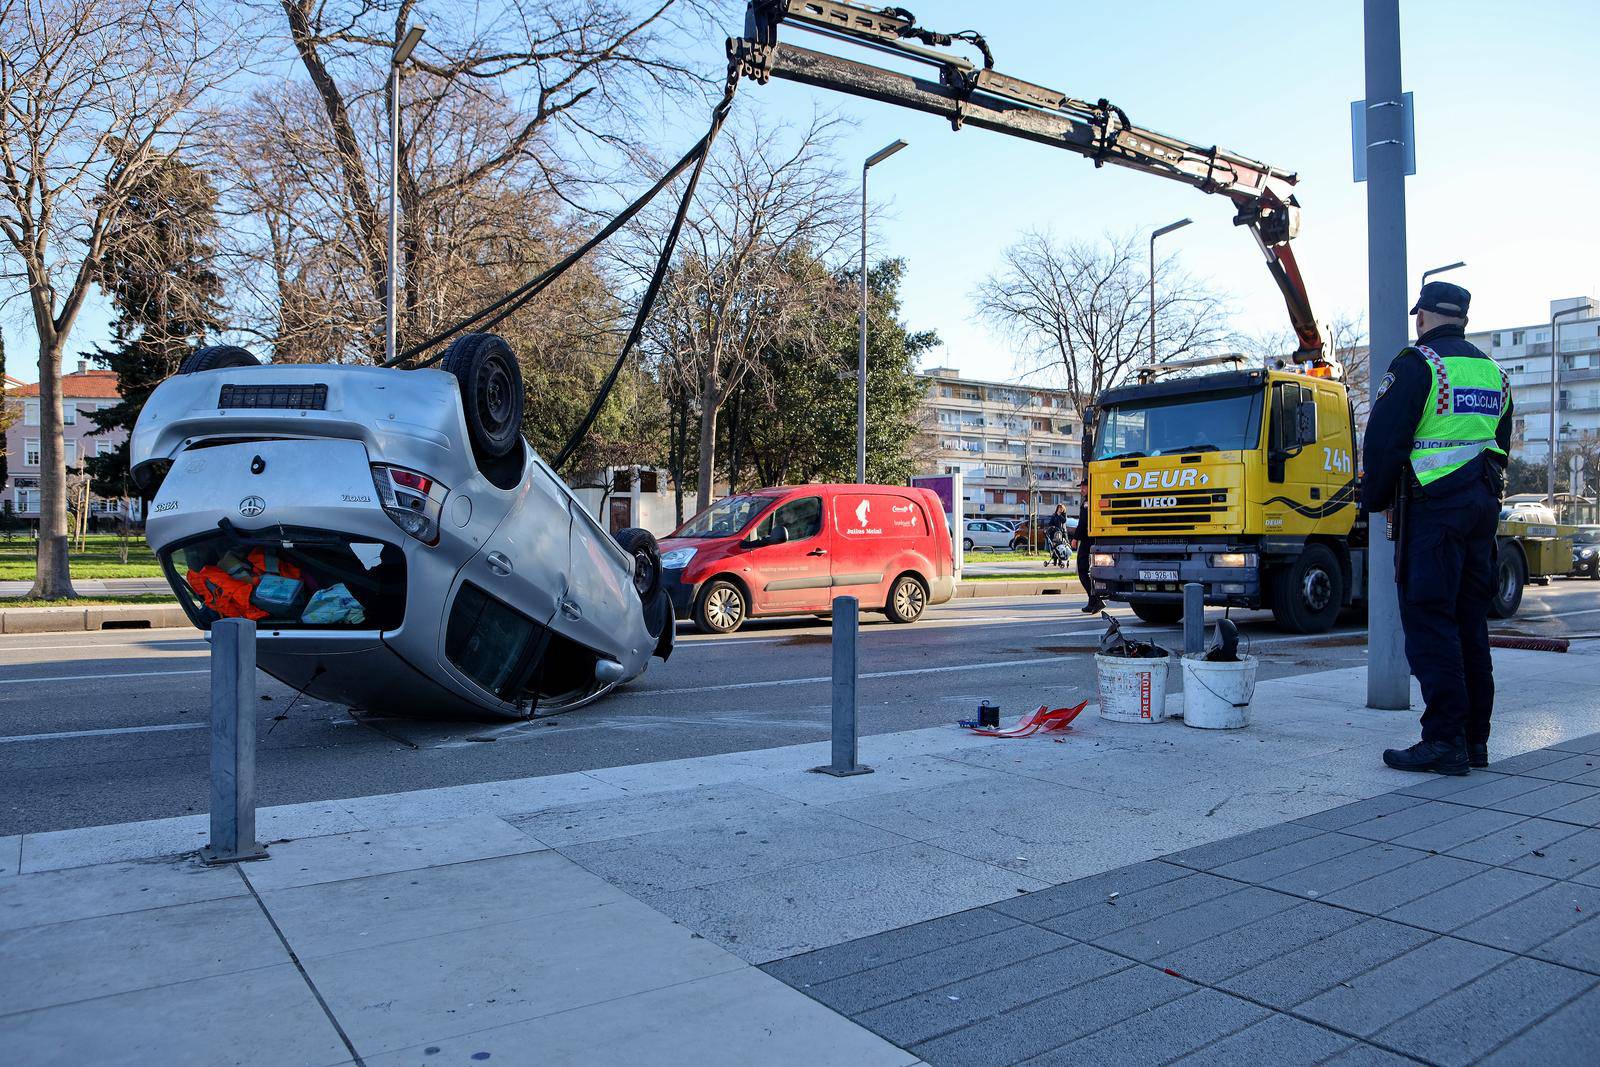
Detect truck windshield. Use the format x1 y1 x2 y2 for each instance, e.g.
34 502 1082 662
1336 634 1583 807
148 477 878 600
673 494 777 538
1094 388 1264 459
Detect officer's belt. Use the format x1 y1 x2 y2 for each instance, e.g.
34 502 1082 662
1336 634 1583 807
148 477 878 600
1411 439 1494 474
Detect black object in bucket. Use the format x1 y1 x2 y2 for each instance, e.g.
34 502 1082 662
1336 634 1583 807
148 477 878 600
978 702 1001 729
1098 612 1167 658
1204 618 1241 662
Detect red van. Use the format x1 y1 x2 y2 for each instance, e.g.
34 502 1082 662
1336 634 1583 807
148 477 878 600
658 484 957 634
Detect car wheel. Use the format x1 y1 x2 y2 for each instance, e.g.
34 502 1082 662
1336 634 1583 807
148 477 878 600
1489 547 1526 618
1269 544 1344 634
962 537 974 552
616 527 661 601
885 575 927 623
442 333 524 461
178 345 259 374
694 579 747 635
1131 601 1183 625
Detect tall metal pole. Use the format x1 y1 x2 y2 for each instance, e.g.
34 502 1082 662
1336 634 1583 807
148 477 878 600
386 26 424 366
1549 307 1586 508
1363 0 1410 710
858 140 907 483
1148 218 1192 361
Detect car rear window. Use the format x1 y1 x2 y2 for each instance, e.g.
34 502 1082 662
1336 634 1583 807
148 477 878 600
163 526 405 630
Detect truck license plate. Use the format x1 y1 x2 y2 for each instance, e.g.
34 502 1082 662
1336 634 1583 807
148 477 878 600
1139 569 1179 581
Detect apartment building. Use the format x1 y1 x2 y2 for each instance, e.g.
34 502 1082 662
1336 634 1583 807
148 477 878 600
1468 296 1600 464
5 362 141 529
916 366 1084 520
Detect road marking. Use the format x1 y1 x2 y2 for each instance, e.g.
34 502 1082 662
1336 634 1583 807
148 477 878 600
619 654 1076 698
0 640 206 654
0 668 209 685
0 721 206 744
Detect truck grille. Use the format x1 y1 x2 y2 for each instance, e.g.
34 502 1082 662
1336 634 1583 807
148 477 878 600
1103 489 1230 532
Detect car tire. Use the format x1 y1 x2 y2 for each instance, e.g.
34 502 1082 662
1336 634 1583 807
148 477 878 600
884 574 927 624
442 333 523 461
1131 602 1183 625
1490 547 1526 619
694 579 747 635
962 537 974 552
1269 544 1344 634
616 527 661 601
178 345 259 374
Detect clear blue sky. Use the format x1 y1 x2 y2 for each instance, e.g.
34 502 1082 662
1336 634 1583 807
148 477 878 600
8 1 1597 385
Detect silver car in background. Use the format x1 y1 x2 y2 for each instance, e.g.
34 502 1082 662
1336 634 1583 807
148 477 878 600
131 335 672 720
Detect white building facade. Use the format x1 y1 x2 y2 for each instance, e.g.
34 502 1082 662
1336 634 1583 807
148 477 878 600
1469 296 1600 464
916 367 1084 521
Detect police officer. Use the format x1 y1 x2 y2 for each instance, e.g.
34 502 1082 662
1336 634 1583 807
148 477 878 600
1362 281 1512 775
1071 487 1105 614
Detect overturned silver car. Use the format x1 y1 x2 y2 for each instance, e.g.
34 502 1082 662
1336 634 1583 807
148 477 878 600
131 335 672 719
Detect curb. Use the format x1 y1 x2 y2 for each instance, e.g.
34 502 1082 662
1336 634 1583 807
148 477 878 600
0 603 190 634
956 577 1078 598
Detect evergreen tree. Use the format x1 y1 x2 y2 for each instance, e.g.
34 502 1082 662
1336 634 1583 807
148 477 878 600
85 149 225 496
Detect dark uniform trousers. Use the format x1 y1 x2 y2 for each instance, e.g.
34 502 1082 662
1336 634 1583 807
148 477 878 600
1398 469 1500 746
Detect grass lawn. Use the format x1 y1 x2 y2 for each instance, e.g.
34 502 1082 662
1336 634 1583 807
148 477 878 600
967 572 1080 582
965 549 1056 563
0 593 177 608
0 533 163 580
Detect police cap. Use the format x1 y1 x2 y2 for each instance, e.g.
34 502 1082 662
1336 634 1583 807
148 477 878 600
1411 280 1471 317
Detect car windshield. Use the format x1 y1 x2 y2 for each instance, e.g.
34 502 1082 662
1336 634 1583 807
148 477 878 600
1576 528 1600 544
673 494 776 538
1094 388 1264 459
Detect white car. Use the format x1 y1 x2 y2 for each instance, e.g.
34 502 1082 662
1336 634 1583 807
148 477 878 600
962 519 1014 551
131 335 672 720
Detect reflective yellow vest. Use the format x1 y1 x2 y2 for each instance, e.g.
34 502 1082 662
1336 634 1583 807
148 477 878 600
1409 344 1509 487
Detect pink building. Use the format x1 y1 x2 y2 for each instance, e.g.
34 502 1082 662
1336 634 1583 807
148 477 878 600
5 361 141 529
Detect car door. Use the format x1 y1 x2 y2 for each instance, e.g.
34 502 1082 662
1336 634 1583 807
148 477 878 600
744 494 832 614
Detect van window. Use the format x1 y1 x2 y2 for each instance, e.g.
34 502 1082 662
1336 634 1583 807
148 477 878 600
835 494 928 538
753 496 822 543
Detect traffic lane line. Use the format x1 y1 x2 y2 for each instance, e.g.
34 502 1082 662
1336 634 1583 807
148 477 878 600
0 722 207 744
0 639 206 655
0 668 209 685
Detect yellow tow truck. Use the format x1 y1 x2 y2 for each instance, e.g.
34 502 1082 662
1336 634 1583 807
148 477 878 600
1084 355 1567 632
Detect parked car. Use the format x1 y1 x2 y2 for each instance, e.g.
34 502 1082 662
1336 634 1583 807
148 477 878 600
131 336 673 720
1010 516 1062 551
1570 525 1600 579
1504 503 1559 527
659 484 956 634
963 519 1013 551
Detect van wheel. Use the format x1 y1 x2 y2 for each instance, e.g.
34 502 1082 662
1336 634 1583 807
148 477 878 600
885 575 927 623
695 579 747 635
442 333 523 461
1270 544 1343 634
178 345 259 374
1131 602 1183 625
616 528 661 601
1489 547 1525 619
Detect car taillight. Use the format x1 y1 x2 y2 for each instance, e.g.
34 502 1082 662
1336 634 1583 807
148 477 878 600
371 464 447 545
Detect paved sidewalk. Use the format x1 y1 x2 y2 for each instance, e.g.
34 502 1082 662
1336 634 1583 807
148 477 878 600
3 646 1598 1063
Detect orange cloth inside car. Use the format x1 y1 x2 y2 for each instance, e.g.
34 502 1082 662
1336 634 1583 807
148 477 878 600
186 548 302 620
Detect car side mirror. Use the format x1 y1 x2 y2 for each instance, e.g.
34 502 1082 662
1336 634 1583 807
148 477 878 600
766 526 790 546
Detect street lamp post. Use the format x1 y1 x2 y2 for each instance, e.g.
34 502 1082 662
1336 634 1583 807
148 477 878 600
1148 218 1192 361
386 25 425 366
1549 305 1587 508
859 139 907 484
1420 260 1466 288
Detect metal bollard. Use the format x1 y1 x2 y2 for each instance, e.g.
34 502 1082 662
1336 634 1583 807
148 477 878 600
813 595 873 777
1183 583 1205 657
200 619 267 864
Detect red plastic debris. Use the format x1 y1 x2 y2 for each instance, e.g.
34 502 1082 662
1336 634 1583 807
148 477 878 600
1163 968 1182 978
961 701 1089 739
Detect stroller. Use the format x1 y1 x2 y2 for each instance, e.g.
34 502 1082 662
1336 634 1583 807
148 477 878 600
1045 527 1073 569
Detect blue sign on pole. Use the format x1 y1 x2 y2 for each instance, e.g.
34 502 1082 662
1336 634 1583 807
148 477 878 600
1351 91 1416 182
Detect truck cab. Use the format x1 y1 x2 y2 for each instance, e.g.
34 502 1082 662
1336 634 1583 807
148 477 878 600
1086 364 1361 633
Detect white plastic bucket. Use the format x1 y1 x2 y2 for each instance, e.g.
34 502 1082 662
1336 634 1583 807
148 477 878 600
1180 654 1258 729
1095 652 1171 723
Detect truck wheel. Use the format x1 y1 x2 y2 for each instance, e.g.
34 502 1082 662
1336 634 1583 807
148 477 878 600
178 345 259 374
616 528 661 601
1131 602 1183 625
442 333 523 461
694 579 747 635
1270 544 1344 634
1490 548 1526 618
885 575 928 623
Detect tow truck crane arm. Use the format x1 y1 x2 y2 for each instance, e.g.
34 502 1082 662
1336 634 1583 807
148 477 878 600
728 0 1324 361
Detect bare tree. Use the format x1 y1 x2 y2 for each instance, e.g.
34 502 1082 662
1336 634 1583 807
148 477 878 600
1241 312 1371 423
0 0 227 598
644 114 854 512
974 230 1233 414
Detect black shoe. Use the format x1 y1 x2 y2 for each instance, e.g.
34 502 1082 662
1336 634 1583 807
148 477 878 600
1383 739 1470 776
1081 597 1106 614
1468 742 1489 769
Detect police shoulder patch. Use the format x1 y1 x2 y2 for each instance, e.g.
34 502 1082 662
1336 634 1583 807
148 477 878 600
1376 372 1395 400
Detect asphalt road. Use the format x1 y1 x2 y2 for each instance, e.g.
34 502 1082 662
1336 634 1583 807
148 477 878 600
5 582 1599 836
